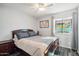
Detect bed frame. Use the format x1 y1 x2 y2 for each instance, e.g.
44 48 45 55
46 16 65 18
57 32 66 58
12 29 59 56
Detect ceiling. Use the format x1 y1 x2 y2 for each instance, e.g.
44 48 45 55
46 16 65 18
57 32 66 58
1 3 79 18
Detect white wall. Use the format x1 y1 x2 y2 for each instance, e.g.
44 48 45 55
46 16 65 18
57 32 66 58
0 5 37 41
53 9 76 19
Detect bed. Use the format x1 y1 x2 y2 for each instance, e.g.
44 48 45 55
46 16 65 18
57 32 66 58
12 29 58 56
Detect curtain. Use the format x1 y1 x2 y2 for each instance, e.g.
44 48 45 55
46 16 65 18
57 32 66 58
72 8 78 50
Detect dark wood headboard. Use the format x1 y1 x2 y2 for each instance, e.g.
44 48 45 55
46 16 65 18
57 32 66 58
12 29 34 39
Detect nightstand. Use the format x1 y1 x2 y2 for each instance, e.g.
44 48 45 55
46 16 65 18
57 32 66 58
0 40 15 56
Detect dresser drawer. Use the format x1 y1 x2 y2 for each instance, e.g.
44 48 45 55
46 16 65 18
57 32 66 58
0 40 15 55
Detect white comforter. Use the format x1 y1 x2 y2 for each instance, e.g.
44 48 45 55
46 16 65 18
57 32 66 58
14 36 57 56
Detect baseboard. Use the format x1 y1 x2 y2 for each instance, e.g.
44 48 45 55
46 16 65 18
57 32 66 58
59 45 72 49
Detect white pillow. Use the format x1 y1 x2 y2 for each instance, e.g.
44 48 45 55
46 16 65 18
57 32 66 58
13 35 18 42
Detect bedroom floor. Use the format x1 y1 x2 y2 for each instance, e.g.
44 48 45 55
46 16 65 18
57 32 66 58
53 47 78 56
61 47 79 56
9 47 79 56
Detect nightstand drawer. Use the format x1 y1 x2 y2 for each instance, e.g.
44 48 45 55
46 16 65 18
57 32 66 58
0 40 15 55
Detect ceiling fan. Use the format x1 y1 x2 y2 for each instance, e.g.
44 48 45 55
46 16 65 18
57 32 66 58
32 3 53 11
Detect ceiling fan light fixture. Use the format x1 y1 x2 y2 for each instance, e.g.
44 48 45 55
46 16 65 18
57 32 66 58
38 7 45 11
33 3 53 11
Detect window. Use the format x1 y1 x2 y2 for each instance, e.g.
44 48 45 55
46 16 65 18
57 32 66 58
55 17 72 33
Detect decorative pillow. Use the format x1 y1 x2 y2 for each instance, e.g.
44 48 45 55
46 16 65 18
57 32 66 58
28 31 37 36
16 31 29 39
13 35 18 42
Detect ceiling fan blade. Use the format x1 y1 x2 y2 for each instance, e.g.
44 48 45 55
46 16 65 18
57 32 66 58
46 4 53 7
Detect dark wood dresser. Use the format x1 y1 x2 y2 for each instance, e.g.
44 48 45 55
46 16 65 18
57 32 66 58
0 40 15 56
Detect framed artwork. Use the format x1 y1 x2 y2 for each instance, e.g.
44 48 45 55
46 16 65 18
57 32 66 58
40 20 49 28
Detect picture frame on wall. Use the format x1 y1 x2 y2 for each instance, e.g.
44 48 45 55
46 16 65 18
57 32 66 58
40 20 49 28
